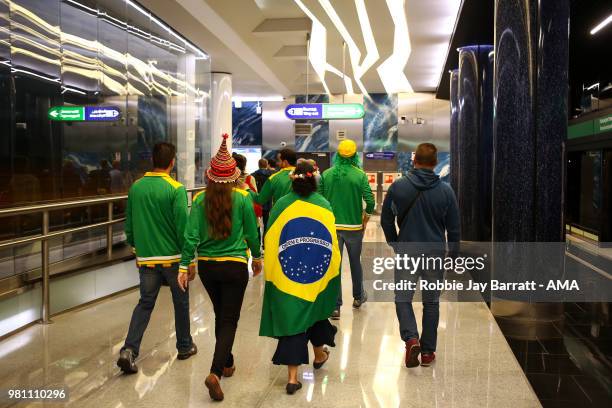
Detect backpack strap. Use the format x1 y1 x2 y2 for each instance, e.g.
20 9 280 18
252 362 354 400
397 190 422 229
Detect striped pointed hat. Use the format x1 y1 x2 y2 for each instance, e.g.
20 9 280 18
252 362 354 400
206 133 241 183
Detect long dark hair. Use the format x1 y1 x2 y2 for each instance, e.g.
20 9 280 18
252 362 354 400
205 180 234 239
291 161 317 197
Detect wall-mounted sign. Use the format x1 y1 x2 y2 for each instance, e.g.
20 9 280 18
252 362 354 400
48 106 121 121
366 172 377 187
285 103 365 120
365 152 395 160
568 113 612 139
382 172 402 190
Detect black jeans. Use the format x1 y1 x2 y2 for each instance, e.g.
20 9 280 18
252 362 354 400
199 260 249 377
122 264 192 357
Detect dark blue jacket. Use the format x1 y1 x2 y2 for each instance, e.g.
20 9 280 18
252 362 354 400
381 168 460 244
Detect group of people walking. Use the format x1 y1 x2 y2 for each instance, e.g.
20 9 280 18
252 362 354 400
117 133 460 401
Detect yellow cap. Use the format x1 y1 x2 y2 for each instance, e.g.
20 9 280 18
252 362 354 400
338 139 357 158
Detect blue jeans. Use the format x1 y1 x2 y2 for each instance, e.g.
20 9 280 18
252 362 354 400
336 229 365 307
122 264 192 357
394 266 443 353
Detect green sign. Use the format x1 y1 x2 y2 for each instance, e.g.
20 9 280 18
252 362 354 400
48 106 84 121
322 103 365 119
596 114 612 133
568 113 612 139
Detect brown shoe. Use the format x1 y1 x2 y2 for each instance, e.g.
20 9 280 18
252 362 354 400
205 373 224 401
404 339 421 368
222 365 236 377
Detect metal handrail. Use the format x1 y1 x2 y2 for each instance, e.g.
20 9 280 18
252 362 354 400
0 218 125 249
0 186 204 324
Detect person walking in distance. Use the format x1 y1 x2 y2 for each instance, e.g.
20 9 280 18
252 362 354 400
251 159 273 239
178 134 262 402
381 143 460 368
117 142 197 374
250 148 297 207
319 140 375 319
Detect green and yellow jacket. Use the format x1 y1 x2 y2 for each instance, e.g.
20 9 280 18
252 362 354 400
250 166 295 206
319 165 375 231
125 172 188 267
179 188 262 271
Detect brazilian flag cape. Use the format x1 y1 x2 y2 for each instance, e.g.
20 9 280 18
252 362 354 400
259 192 341 337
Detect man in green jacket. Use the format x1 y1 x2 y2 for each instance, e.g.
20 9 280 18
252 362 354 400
117 142 197 374
319 140 375 319
250 148 297 207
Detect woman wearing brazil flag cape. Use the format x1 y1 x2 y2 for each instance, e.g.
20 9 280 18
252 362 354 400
260 161 341 395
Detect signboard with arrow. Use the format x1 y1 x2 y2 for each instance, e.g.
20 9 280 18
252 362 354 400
285 103 365 120
48 106 121 122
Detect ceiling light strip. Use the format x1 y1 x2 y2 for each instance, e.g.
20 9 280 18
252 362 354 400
318 0 378 95
376 0 413 94
590 14 612 35
293 0 331 94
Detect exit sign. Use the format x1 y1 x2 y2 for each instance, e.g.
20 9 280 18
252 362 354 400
48 106 121 121
285 103 365 120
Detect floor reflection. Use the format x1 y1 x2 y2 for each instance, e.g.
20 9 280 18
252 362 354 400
0 221 541 407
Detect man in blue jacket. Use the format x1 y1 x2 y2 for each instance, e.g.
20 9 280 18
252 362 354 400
381 143 460 368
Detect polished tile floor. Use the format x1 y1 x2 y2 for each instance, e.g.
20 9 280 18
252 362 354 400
0 221 541 407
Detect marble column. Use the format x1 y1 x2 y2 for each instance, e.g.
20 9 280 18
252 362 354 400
492 0 568 242
491 0 569 338
211 72 233 155
449 69 459 196
457 45 494 241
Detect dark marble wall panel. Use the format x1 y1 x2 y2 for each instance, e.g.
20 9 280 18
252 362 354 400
480 50 494 241
232 102 262 146
493 0 568 242
535 0 569 242
295 94 329 152
450 69 459 195
364 93 398 152
457 45 493 241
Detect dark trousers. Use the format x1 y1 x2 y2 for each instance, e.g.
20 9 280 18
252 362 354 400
272 319 337 366
336 229 365 307
122 264 192 357
394 267 443 353
199 260 249 377
261 209 270 248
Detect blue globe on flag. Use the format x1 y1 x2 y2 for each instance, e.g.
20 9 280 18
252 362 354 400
278 217 332 284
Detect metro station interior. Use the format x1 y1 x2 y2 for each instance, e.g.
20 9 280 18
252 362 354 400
0 0 611 407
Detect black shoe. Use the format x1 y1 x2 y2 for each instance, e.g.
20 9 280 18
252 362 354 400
313 349 330 369
286 381 302 395
177 343 198 360
352 292 368 308
331 308 340 320
117 349 138 374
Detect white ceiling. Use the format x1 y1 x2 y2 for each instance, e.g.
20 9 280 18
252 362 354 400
139 0 461 98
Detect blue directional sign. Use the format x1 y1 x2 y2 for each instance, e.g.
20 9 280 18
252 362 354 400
85 106 121 121
285 104 323 120
365 152 395 160
285 103 365 120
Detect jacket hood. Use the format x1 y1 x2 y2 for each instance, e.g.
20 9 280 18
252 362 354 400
407 168 440 190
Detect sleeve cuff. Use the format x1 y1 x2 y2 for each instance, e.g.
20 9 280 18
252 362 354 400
179 265 189 272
